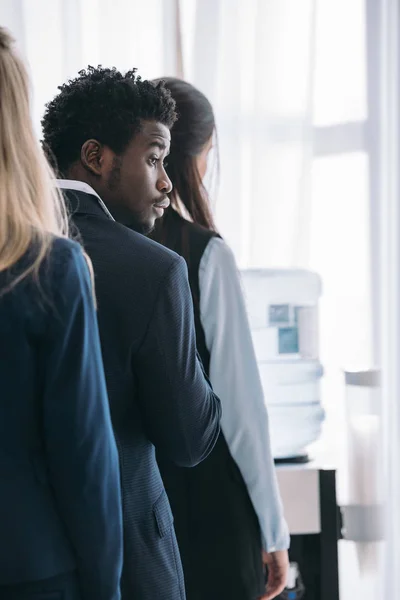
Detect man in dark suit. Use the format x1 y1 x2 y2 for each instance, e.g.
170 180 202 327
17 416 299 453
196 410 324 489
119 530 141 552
42 67 221 600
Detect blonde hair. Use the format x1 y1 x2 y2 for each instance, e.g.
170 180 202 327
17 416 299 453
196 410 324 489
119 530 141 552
0 27 68 290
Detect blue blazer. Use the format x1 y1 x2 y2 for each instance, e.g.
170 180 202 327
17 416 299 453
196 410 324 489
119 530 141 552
64 189 222 600
0 238 122 600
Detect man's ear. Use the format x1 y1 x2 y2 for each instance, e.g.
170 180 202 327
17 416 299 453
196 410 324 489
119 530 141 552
81 139 104 176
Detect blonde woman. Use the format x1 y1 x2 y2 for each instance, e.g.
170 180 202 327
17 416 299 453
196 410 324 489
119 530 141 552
0 29 122 600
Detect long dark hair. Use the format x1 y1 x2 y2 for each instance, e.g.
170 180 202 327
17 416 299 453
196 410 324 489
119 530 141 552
152 78 218 237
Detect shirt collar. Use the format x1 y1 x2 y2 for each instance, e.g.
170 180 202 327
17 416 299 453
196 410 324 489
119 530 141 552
56 179 115 221
56 179 100 199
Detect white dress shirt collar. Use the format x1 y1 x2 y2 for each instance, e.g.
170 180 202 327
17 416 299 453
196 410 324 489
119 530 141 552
56 179 101 199
56 179 115 221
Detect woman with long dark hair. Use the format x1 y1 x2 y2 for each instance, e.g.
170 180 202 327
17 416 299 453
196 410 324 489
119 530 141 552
0 28 122 600
151 77 289 600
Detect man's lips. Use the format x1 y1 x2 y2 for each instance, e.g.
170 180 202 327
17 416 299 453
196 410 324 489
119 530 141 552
153 198 170 209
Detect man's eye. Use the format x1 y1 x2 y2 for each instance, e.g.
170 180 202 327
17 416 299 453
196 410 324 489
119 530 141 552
163 160 168 169
149 156 159 166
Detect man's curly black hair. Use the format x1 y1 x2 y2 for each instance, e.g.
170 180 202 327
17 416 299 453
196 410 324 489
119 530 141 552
42 66 177 175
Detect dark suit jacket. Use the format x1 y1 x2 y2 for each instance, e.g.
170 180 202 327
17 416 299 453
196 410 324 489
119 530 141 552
0 238 122 600
64 189 221 600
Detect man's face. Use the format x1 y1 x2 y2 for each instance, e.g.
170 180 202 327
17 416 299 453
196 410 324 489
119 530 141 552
100 120 172 234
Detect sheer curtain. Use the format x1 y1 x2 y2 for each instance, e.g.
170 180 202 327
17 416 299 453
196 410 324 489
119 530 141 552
0 0 180 135
180 0 316 268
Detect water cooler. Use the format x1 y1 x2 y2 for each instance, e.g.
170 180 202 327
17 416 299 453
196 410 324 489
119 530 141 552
240 268 325 460
241 269 339 600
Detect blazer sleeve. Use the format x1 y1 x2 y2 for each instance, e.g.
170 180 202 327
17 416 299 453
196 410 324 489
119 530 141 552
42 244 122 600
135 255 221 467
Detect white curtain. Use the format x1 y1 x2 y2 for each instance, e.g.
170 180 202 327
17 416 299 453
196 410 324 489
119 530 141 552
180 0 316 268
0 0 180 135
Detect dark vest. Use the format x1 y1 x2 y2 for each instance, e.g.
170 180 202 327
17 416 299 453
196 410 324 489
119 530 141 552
153 209 265 600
